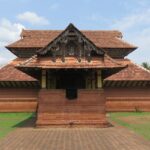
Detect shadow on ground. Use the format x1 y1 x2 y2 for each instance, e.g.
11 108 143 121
13 116 36 128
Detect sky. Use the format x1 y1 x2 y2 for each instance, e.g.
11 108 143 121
0 0 150 65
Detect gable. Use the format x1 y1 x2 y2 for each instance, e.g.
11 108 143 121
37 23 104 62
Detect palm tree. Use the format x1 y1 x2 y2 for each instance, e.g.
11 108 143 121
141 62 150 70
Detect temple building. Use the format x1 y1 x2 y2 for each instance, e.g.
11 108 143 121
0 24 150 127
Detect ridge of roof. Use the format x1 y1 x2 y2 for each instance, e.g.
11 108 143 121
20 29 123 39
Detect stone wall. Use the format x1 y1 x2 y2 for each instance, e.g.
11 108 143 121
105 87 150 112
37 89 108 127
0 89 38 112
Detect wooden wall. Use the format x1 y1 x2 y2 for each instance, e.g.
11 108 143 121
37 89 108 127
0 89 38 112
105 88 150 112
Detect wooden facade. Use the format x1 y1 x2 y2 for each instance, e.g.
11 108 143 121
0 23 150 127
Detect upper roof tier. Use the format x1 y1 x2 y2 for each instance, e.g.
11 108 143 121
6 24 137 58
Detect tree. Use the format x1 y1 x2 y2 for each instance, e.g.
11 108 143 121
141 62 150 70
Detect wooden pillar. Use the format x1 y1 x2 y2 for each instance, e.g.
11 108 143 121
41 70 46 88
92 71 96 89
97 70 102 88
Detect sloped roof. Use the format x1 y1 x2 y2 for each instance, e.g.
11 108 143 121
16 54 125 69
6 30 137 49
0 58 37 81
104 59 150 81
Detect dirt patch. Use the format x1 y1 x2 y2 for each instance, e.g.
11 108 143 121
118 115 150 124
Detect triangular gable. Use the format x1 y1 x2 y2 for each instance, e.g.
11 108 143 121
37 23 104 62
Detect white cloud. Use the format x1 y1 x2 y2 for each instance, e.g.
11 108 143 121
0 18 24 65
0 56 8 67
111 9 150 63
127 29 150 63
17 11 49 25
111 9 150 31
0 18 25 47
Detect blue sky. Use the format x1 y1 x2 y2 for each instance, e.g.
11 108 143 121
0 0 150 65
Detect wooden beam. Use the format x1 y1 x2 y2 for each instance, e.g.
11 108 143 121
30 82 35 87
127 81 132 87
15 82 21 88
103 81 107 87
116 81 122 87
24 81 32 88
142 81 147 87
120 81 126 87
0 82 5 88
106 81 112 87
21 81 27 88
11 82 17 88
132 81 137 87
137 81 142 87
111 81 116 87
5 82 11 88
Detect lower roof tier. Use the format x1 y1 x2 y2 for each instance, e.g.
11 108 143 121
0 59 37 82
104 59 150 81
0 58 150 86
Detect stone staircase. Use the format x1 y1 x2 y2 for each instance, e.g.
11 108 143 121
36 89 110 127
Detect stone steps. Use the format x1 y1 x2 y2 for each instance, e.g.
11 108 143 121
36 119 109 127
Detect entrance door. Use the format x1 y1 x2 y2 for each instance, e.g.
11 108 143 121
56 70 85 99
56 69 86 89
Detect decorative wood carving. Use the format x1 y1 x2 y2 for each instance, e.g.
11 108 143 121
38 24 104 62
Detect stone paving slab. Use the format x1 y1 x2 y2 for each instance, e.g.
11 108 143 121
0 127 150 150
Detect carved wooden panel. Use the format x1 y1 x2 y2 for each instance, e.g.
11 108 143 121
38 24 104 62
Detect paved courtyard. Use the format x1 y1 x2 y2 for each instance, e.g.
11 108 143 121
0 127 150 150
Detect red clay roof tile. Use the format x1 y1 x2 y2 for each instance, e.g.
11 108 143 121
6 30 137 49
0 58 37 81
16 54 125 69
104 59 150 81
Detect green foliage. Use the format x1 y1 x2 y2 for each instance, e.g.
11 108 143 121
141 62 150 70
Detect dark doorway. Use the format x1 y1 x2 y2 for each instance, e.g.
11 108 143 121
56 69 86 89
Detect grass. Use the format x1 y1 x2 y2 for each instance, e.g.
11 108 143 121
0 113 35 139
109 112 150 140
0 112 150 141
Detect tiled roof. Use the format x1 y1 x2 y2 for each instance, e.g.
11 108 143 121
1 58 150 82
0 58 37 81
104 59 150 81
16 54 125 69
6 30 137 49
